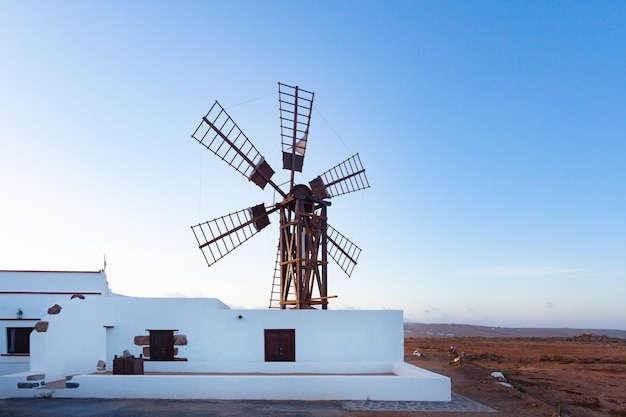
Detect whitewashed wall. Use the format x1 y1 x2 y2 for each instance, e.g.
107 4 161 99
33 297 108 381
30 295 403 382
0 271 110 296
0 270 110 375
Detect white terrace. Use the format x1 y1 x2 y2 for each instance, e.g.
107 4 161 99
1 294 450 401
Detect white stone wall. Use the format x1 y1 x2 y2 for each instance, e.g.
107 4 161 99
0 270 110 295
0 270 110 375
29 295 403 382
33 297 108 381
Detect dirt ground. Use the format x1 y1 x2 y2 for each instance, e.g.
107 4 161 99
348 335 626 417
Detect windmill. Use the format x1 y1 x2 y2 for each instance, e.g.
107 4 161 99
191 82 369 310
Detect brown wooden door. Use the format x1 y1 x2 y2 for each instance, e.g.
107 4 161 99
264 329 295 361
149 330 174 361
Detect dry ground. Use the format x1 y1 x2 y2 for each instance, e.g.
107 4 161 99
346 335 626 417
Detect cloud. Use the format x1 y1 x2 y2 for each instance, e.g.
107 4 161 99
454 266 584 278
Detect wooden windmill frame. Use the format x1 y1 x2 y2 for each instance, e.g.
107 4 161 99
190 82 369 309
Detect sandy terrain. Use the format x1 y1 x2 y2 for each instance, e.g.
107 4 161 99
347 335 626 417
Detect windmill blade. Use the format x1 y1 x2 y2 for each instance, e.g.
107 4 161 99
192 204 273 267
192 101 286 197
326 224 362 277
310 153 370 199
278 83 314 186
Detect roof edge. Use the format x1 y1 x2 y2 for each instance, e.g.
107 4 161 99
0 270 105 274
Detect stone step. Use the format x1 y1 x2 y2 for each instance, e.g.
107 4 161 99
17 382 41 389
39 379 65 389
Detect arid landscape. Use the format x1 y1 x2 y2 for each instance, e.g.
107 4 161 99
348 324 626 417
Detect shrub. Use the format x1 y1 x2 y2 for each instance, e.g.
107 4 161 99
572 397 602 409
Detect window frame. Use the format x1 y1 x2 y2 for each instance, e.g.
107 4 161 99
6 327 34 354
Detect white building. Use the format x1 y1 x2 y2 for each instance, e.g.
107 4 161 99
0 270 450 401
0 270 110 375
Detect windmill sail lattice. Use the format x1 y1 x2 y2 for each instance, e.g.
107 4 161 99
192 101 284 196
192 204 273 267
310 153 369 199
327 224 361 277
278 83 314 186
191 82 369 310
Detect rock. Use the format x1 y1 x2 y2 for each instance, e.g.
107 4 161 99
134 335 149 346
34 321 49 332
122 350 132 358
97 360 106 371
47 304 62 315
174 335 188 345
491 371 507 381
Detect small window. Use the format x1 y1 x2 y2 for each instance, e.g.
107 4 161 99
7 327 34 354
149 330 175 361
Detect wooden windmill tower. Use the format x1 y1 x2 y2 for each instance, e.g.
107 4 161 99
191 82 369 310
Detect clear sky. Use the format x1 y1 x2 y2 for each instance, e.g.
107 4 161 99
1 1 624 330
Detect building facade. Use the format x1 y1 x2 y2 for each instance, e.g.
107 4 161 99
0 270 451 401
0 270 110 375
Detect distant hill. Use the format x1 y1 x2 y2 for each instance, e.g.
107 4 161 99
405 322 626 339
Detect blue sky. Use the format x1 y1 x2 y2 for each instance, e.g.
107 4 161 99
1 1 624 329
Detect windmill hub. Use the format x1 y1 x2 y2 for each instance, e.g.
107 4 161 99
282 184 330 214
290 184 313 199
190 82 370 310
